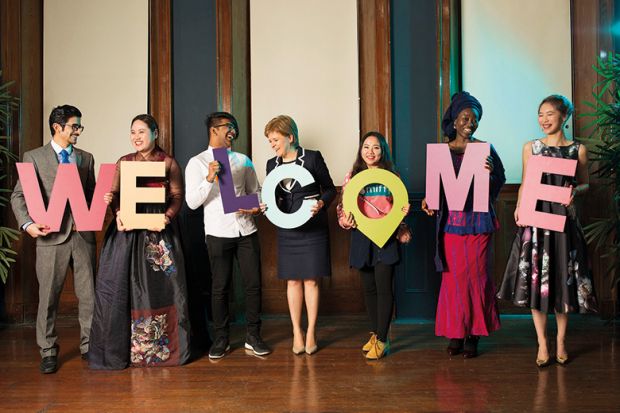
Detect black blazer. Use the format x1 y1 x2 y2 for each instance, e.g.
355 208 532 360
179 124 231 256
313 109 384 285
266 147 336 231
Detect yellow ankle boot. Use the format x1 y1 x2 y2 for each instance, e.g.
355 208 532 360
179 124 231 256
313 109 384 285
365 339 388 360
362 333 377 352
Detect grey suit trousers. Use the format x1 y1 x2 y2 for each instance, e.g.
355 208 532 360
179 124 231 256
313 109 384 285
36 231 96 357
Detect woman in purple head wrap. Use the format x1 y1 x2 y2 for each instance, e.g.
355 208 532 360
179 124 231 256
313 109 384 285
422 91 505 358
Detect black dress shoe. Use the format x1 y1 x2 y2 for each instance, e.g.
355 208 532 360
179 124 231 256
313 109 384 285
40 355 58 374
463 335 479 358
81 352 88 361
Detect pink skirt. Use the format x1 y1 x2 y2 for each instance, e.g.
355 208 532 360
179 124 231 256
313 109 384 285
435 232 501 339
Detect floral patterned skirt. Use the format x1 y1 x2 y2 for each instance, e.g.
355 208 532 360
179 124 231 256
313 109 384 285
89 218 191 369
497 214 597 314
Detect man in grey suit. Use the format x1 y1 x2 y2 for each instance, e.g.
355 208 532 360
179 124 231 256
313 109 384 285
11 105 97 374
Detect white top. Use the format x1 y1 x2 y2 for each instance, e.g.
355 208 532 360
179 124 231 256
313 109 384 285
185 146 260 238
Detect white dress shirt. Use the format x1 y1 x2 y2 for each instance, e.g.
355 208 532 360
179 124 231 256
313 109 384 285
50 140 76 164
185 146 261 238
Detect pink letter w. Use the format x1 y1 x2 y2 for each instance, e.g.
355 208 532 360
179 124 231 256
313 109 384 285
15 163 115 232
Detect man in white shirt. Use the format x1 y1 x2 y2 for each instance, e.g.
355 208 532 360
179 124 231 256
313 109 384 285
11 105 96 373
185 112 270 359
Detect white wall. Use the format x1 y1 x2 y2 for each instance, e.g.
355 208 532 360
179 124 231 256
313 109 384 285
462 0 572 183
250 0 359 183
44 0 149 173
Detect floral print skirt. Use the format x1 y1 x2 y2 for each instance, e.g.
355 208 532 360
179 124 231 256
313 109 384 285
89 218 191 369
497 214 597 314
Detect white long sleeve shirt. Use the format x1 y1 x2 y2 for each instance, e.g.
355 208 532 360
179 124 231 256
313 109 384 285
50 140 77 163
185 146 260 238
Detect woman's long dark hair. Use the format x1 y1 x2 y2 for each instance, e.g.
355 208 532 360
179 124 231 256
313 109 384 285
350 131 395 178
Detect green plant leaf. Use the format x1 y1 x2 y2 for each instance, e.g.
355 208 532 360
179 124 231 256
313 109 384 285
0 69 18 283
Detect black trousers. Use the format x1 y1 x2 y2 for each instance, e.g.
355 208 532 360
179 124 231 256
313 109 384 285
359 262 394 342
206 232 262 339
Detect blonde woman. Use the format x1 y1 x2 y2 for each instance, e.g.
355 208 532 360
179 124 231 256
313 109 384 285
264 115 336 355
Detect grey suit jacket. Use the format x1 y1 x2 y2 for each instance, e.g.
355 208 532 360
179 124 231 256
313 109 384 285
10 142 97 246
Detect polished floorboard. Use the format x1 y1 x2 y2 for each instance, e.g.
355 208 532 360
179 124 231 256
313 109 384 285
0 315 618 412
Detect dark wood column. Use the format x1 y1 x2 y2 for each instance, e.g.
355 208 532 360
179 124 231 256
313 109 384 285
216 0 251 156
572 0 617 317
358 0 392 145
216 0 233 115
149 0 173 155
437 0 460 137
0 0 43 323
572 0 614 134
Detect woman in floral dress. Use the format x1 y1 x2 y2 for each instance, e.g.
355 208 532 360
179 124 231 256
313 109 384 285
497 95 597 367
89 114 190 369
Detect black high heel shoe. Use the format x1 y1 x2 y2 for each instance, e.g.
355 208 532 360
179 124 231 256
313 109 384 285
446 339 464 356
462 335 479 358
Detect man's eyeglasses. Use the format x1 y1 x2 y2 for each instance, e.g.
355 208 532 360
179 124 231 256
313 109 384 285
64 123 85 133
213 122 236 131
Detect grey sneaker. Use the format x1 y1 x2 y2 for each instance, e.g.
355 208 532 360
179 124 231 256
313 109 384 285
244 334 271 356
208 336 231 359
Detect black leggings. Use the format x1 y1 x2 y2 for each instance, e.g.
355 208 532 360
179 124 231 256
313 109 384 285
359 263 394 342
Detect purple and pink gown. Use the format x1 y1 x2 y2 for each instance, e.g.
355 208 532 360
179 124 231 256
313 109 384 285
89 146 191 369
434 150 503 339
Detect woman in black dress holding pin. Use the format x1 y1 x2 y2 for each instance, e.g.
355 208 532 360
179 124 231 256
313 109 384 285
264 115 336 355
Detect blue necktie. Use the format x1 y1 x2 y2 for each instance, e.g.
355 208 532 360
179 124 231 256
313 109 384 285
60 149 70 164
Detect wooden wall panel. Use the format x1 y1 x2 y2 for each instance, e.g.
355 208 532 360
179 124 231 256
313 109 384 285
572 0 617 317
231 0 251 156
437 0 460 138
1 0 43 323
216 0 250 155
216 0 233 115
149 0 173 155
491 185 527 313
358 0 392 145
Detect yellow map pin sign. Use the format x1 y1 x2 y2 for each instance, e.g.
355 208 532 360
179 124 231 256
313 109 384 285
342 169 408 248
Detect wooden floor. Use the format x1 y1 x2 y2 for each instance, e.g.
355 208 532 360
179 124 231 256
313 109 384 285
0 315 618 413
